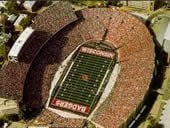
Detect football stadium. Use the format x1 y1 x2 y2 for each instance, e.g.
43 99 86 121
0 1 155 128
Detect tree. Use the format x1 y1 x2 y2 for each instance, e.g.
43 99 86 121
5 0 19 15
107 0 120 6
147 116 165 128
20 16 31 29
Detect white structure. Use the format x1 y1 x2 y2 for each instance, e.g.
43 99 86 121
160 100 170 127
161 20 170 52
152 15 170 53
120 1 155 11
23 1 36 12
14 14 28 31
0 98 19 117
131 12 149 23
8 14 18 24
8 27 34 62
164 21 170 41
0 1 7 9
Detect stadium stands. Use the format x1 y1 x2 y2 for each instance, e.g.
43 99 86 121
35 109 85 127
31 1 77 34
0 1 77 101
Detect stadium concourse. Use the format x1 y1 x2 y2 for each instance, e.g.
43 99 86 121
0 1 155 128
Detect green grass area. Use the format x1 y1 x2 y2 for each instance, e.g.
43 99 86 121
138 65 170 128
70 0 105 6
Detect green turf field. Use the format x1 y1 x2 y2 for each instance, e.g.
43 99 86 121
50 46 115 115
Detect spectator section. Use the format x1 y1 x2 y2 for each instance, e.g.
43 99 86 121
0 1 77 101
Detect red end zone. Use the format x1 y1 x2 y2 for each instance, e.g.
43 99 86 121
80 47 114 59
51 98 90 114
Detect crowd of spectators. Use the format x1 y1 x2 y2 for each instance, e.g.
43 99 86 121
89 8 155 128
31 1 77 34
0 1 77 101
34 109 85 127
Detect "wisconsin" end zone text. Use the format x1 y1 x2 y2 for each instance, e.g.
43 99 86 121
80 47 114 59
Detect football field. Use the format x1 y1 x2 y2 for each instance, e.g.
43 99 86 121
50 46 115 115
